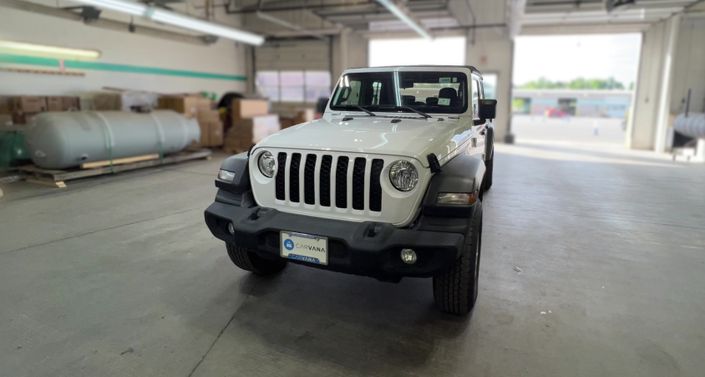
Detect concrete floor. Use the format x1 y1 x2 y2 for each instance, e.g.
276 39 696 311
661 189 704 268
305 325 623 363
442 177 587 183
1 143 704 377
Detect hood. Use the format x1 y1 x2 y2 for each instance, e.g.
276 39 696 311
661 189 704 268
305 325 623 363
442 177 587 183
257 116 472 167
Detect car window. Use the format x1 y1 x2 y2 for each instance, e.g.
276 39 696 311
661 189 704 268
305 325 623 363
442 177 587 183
330 71 469 114
398 71 468 114
330 72 395 109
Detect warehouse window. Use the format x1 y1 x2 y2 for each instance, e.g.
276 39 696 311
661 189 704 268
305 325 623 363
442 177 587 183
305 71 332 102
255 70 331 103
280 71 304 102
256 71 279 101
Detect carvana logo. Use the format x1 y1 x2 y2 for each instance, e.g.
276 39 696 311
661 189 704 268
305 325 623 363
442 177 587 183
284 239 295 250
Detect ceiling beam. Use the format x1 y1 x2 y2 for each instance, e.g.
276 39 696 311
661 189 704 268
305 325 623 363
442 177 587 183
0 0 210 45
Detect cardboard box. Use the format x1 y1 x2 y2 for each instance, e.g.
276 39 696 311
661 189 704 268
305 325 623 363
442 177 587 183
91 92 158 111
11 112 39 125
0 114 13 127
0 97 11 114
224 114 280 152
185 109 223 147
159 95 212 118
279 116 296 129
203 121 224 147
197 109 221 124
92 93 122 111
12 96 47 113
44 96 80 112
62 96 80 111
293 108 315 124
195 110 223 147
121 92 158 112
194 121 223 147
232 99 269 120
46 96 64 111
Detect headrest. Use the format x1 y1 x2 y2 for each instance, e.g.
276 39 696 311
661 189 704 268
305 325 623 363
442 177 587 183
439 88 458 99
402 95 415 105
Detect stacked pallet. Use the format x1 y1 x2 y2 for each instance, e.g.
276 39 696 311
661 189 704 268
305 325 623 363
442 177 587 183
223 99 280 154
157 95 224 148
0 95 80 125
279 108 315 129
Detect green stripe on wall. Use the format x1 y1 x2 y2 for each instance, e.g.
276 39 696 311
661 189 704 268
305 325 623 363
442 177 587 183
0 54 246 81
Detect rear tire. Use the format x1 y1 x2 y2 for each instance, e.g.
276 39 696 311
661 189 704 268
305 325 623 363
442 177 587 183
432 203 483 315
226 243 287 276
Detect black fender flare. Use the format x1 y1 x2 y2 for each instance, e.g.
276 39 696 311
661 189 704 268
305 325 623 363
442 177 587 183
484 126 495 161
215 152 251 194
420 153 485 217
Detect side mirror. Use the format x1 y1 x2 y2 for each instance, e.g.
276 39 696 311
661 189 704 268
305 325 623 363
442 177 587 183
478 99 497 120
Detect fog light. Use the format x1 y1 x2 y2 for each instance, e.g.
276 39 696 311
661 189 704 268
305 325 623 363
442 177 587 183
227 222 235 235
400 248 417 264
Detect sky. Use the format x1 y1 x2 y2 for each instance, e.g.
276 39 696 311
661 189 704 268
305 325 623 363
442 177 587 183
513 34 642 86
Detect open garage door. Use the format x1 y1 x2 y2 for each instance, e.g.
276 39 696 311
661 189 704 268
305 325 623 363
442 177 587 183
511 34 642 146
254 40 332 113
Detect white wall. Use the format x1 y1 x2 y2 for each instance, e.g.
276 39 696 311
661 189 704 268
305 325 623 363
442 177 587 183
628 12 705 151
466 29 514 142
670 15 705 114
0 6 248 97
331 31 368 80
628 19 670 150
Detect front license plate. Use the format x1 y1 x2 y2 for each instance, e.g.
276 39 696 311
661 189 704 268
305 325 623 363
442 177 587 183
280 231 328 265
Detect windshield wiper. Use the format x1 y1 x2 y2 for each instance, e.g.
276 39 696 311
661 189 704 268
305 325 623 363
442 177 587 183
378 105 431 119
399 105 431 119
354 105 376 117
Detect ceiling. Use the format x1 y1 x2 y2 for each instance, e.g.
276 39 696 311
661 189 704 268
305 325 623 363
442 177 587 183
8 0 703 41
522 0 703 32
233 0 703 38
234 0 508 36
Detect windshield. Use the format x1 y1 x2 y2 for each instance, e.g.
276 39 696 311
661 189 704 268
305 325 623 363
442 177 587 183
330 71 468 114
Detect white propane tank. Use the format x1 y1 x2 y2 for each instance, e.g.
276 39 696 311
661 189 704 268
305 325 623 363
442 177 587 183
674 113 705 139
25 110 200 169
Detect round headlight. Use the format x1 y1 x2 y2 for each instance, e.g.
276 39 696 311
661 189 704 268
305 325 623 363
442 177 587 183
257 151 276 178
389 160 418 192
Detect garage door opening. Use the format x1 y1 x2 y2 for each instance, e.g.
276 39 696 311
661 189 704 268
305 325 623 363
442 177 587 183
369 37 466 66
511 34 642 146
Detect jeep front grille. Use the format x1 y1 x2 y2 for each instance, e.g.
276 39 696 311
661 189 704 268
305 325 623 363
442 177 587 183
275 152 384 212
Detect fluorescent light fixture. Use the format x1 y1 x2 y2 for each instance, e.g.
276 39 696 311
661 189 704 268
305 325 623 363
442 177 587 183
75 0 265 46
375 0 431 39
0 41 101 60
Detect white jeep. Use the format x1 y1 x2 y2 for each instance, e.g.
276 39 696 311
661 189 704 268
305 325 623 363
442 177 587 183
205 65 497 315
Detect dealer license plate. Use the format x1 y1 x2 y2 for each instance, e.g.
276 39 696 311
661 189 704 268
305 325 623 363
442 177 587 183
280 231 328 265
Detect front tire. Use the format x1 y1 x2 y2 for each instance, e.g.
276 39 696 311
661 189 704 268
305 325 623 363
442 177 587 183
432 202 483 315
226 243 287 276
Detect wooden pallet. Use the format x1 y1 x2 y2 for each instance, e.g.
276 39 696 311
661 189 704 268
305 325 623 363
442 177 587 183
80 154 160 169
20 149 212 188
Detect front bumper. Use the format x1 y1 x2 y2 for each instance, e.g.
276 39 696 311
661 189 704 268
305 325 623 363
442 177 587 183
204 191 472 280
